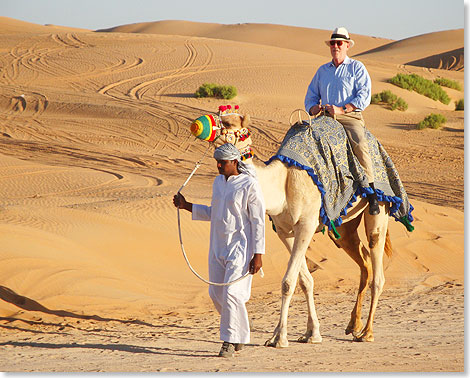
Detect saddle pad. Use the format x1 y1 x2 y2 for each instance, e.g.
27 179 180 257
266 115 414 230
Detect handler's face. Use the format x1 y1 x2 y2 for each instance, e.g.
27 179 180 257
216 159 238 177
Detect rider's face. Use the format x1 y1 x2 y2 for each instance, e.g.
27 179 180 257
330 40 349 63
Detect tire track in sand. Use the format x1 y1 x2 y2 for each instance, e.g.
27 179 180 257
129 39 213 100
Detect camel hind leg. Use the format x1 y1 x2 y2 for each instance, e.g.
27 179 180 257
331 213 372 338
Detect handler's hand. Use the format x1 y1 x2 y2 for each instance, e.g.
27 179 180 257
173 192 191 211
249 253 263 275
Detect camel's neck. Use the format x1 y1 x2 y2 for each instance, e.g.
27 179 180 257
244 158 287 216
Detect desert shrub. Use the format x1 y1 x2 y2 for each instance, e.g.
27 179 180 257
455 98 464 111
195 83 237 100
434 78 462 91
393 97 408 111
370 93 382 104
416 113 447 130
371 90 408 111
389 74 451 105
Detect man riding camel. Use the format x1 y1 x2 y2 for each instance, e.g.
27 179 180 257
304 27 380 215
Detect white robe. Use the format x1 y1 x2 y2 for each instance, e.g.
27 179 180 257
192 172 265 344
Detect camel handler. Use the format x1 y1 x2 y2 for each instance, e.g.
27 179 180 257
173 143 266 358
304 26 380 215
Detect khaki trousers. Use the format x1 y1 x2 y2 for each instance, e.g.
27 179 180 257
334 112 375 183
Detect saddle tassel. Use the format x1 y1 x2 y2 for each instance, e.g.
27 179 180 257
330 220 341 239
399 216 415 232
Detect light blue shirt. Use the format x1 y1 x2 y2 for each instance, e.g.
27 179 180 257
304 56 371 112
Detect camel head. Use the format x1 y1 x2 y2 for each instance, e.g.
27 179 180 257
190 105 254 162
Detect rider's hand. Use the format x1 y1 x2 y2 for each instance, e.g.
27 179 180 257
325 104 341 116
309 105 323 116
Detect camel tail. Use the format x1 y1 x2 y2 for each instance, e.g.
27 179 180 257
384 229 393 258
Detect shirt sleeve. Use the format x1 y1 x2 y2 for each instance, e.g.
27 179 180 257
192 176 220 221
247 181 266 255
304 70 321 113
192 204 211 221
350 61 371 110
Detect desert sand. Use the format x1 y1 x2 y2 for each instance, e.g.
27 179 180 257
0 17 464 372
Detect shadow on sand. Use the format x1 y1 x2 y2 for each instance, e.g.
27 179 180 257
0 285 155 327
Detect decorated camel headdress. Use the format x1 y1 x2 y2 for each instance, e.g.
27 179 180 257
190 105 253 160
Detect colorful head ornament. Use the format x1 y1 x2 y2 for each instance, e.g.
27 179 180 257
190 105 242 142
218 104 240 117
190 114 219 142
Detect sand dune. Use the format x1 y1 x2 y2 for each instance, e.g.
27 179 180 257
406 47 464 71
0 17 464 372
97 20 393 57
0 16 89 34
99 20 464 70
356 29 464 69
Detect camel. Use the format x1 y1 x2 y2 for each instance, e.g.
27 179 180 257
196 110 393 347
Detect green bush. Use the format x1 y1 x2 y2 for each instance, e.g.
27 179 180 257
416 113 447 130
389 74 451 105
455 98 464 111
195 83 237 100
371 90 408 111
434 78 462 91
393 97 408 111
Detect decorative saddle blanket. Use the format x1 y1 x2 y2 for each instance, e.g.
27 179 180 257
266 115 414 231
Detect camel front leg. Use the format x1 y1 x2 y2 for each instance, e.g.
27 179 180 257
265 220 317 348
354 207 388 342
270 226 322 345
297 261 322 344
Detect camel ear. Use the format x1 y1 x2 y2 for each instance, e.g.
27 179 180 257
241 113 251 128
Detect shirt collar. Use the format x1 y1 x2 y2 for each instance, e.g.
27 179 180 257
329 56 352 67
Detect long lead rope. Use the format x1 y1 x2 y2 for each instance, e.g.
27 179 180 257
176 144 263 286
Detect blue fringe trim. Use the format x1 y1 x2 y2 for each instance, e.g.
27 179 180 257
265 154 414 231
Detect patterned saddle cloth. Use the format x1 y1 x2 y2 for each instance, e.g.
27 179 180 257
266 115 414 232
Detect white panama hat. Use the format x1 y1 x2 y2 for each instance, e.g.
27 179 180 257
325 27 355 47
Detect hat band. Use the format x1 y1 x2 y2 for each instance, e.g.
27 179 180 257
331 33 350 40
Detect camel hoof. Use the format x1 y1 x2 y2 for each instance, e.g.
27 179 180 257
345 321 363 337
353 333 374 342
347 328 363 338
298 334 322 344
265 337 289 348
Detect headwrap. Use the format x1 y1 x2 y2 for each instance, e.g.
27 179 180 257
213 143 256 178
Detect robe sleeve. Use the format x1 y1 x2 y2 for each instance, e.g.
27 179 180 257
192 204 211 221
247 181 266 255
